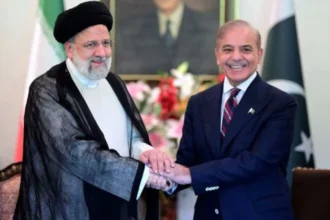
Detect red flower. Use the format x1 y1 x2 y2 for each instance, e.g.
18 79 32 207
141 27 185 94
149 132 167 148
158 77 178 120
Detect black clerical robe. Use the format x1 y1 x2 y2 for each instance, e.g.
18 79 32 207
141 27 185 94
14 61 159 220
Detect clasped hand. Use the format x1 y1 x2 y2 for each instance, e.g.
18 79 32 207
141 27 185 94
139 149 192 191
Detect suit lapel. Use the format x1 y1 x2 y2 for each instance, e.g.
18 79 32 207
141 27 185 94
201 84 223 158
174 7 197 65
134 12 161 50
221 75 270 154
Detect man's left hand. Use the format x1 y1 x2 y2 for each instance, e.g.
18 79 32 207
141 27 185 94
139 149 175 175
146 170 174 191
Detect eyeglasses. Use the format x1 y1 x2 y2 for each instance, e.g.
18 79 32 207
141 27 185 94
77 40 113 49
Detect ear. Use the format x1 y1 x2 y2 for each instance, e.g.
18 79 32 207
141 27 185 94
214 47 220 65
258 48 264 64
64 42 74 59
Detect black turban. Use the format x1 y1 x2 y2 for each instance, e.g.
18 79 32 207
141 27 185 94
54 1 113 44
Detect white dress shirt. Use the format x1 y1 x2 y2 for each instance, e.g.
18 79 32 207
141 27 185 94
220 72 257 126
66 58 152 199
157 2 184 39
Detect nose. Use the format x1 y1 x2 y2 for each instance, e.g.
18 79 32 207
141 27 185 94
231 49 242 61
94 44 110 57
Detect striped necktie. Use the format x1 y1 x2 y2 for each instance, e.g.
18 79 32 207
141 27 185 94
221 88 240 139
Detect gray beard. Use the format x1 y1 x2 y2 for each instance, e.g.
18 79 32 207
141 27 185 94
72 53 111 80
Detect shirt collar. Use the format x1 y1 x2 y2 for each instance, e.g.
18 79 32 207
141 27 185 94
66 58 99 88
158 2 184 38
223 71 257 94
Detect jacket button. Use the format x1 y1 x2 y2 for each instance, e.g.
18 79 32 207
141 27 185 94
215 208 219 215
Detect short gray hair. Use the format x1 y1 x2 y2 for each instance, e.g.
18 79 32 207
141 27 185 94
66 36 76 43
216 19 261 49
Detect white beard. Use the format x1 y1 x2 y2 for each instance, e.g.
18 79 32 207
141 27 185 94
72 52 112 80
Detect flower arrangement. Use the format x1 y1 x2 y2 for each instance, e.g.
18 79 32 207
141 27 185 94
126 62 224 157
126 63 225 219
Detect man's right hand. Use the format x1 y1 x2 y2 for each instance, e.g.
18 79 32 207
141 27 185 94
162 163 192 185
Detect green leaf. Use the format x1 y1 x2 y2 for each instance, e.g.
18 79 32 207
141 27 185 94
154 104 162 116
177 61 189 73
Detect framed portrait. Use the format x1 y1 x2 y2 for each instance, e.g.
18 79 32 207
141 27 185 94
102 0 226 80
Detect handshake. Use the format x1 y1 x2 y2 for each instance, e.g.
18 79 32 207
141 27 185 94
139 149 192 191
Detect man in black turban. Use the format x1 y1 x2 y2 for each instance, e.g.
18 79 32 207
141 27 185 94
14 2 174 220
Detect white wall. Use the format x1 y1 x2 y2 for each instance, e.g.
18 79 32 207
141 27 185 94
294 0 330 168
0 0 38 168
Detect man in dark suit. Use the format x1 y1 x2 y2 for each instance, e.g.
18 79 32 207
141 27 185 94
115 0 219 75
152 19 297 219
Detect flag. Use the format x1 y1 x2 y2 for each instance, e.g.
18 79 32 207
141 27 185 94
14 0 65 162
261 0 314 185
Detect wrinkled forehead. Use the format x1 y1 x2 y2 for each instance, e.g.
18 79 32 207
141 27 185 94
218 25 260 48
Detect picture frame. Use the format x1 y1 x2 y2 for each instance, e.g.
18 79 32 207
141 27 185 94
101 0 226 81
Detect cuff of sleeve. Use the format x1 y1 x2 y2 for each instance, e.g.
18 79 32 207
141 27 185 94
136 166 150 199
166 183 178 195
190 164 219 196
132 141 154 160
130 162 145 202
190 165 205 195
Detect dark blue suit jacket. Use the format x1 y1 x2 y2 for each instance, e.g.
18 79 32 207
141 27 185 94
176 75 296 220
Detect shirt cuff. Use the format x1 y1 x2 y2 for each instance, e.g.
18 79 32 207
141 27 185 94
136 165 150 199
132 141 154 160
166 183 178 195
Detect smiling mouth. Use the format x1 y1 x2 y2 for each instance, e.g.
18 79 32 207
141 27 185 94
91 61 105 67
227 64 247 70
